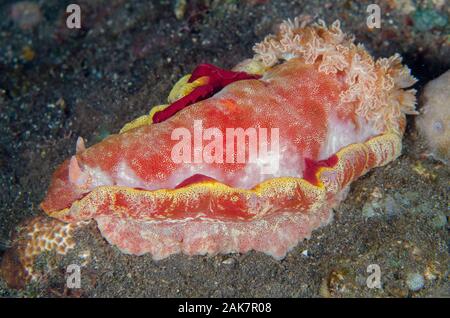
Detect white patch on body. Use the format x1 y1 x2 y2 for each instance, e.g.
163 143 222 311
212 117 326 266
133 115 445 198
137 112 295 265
87 166 114 188
115 161 146 189
319 114 379 160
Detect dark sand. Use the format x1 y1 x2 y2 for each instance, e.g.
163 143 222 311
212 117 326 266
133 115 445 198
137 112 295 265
0 0 448 297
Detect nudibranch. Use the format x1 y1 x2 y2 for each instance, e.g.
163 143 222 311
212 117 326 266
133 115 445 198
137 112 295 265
1 17 417 288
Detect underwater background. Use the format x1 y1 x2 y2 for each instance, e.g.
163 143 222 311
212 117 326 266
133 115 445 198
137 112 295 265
0 0 448 297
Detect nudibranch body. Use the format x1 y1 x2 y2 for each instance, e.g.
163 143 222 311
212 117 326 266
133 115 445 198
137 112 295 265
2 18 417 286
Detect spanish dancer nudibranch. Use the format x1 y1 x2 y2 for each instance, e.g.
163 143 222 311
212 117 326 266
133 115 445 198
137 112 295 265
1 17 418 288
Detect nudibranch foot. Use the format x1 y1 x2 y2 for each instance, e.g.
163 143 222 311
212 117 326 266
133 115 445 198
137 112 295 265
96 208 333 260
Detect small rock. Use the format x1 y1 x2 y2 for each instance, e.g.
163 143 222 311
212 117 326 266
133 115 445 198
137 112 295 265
413 9 448 32
424 262 439 281
362 201 381 219
429 211 447 229
56 98 66 110
411 201 433 215
174 0 187 20
406 272 425 292
383 195 401 217
10 1 42 30
222 257 235 265
21 45 35 61
386 281 409 297
362 193 402 219
390 0 416 15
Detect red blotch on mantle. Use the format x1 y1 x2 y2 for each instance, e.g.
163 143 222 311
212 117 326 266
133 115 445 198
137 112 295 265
303 155 339 186
152 64 261 123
